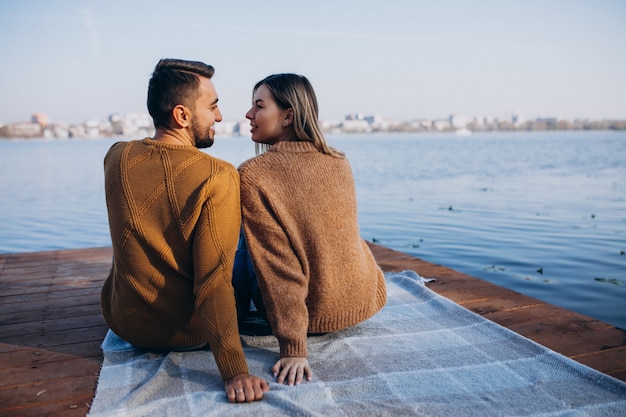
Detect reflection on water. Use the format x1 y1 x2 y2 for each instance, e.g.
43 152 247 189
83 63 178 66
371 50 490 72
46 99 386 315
1 131 625 329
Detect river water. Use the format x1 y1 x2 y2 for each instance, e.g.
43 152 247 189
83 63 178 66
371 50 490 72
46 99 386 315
1 131 624 329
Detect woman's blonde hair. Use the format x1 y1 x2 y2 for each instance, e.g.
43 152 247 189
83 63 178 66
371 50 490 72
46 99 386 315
253 74 344 158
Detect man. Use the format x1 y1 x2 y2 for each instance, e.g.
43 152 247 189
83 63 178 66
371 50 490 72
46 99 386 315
101 58 269 403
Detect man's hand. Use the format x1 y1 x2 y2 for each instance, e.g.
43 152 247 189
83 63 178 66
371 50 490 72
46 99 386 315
272 357 313 386
225 373 270 403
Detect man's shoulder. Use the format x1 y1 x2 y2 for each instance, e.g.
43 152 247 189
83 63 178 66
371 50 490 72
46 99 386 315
105 139 153 161
104 140 131 161
201 152 238 174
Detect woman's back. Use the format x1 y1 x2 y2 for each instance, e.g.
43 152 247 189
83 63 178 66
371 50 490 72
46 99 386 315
239 140 387 358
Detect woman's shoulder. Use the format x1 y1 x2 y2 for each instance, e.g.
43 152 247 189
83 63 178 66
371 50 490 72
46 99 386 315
237 155 257 173
238 150 276 172
238 155 275 187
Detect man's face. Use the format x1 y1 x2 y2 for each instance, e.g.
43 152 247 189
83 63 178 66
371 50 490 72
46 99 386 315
191 77 222 149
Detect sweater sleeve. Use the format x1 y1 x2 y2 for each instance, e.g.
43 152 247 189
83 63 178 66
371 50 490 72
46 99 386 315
240 174 310 358
192 164 248 381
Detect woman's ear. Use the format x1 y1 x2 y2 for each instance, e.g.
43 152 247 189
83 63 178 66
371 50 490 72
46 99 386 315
283 109 294 127
172 105 190 128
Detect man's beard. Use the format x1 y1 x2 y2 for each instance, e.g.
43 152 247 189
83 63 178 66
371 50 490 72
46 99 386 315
192 118 214 149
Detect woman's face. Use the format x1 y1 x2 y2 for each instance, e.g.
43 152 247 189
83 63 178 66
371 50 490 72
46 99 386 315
245 84 292 145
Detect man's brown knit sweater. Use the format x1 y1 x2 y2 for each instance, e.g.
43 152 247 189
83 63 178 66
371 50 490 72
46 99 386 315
239 141 387 358
101 138 248 381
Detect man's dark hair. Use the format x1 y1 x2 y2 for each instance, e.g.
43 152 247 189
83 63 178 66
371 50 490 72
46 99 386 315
147 59 215 129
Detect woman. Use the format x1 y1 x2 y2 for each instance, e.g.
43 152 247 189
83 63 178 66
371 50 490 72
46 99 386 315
235 74 387 387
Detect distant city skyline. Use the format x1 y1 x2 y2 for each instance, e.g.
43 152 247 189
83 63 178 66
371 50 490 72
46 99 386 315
4 108 624 141
1 1 625 124
3 107 626 127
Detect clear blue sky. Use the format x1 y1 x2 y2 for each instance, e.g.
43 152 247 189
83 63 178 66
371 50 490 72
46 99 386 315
1 0 625 124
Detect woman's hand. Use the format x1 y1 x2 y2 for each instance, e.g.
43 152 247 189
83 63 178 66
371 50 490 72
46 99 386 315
225 373 270 403
272 357 313 386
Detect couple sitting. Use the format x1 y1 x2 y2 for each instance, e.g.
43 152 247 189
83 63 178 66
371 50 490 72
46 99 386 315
100 58 387 404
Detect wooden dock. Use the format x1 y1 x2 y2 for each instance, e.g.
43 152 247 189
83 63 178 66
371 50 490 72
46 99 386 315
1 245 625 416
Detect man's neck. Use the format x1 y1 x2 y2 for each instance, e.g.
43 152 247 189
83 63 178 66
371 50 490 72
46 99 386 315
152 129 194 147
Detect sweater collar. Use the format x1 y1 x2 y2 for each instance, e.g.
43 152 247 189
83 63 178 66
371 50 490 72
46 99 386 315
142 137 199 151
270 140 317 153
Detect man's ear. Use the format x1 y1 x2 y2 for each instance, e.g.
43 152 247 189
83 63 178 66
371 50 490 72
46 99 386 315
283 109 294 127
172 105 190 128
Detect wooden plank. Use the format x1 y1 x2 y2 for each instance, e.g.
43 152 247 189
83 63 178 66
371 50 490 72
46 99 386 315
572 346 626 379
0 281 102 300
507 314 615 342
0 353 101 387
1 398 93 417
0 292 101 317
0 313 105 339
0 270 105 285
0 326 107 352
0 346 100 372
0 304 106 330
0 374 98 417
463 298 562 319
0 340 105 358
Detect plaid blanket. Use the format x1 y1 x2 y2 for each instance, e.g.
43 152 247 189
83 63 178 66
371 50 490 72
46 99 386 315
88 270 626 416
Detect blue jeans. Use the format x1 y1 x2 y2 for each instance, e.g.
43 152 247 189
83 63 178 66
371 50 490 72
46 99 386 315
232 230 266 321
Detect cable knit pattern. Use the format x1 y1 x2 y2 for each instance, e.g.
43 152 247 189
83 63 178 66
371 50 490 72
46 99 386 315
101 138 248 381
239 141 387 358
